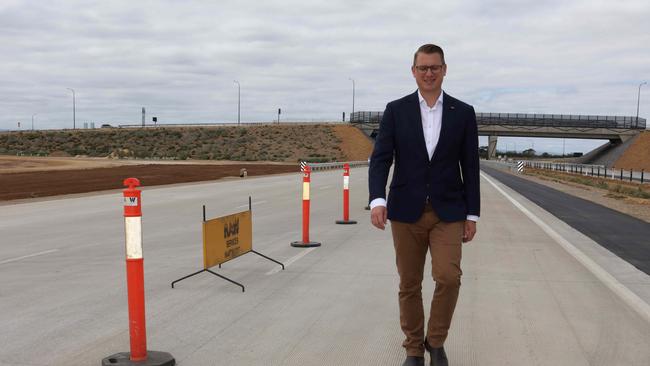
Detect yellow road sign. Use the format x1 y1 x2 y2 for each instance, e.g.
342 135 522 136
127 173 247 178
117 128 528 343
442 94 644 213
202 210 252 269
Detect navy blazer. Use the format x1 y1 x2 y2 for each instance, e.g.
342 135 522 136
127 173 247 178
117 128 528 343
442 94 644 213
368 91 480 223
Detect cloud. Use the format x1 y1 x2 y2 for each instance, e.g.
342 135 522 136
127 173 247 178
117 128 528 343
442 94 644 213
1 0 648 152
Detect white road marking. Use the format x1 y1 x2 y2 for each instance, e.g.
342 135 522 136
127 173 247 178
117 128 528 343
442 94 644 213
266 247 317 275
235 200 267 209
481 172 650 324
0 249 60 265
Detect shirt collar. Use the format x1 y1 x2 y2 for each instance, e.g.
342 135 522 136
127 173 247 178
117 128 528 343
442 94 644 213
418 90 444 109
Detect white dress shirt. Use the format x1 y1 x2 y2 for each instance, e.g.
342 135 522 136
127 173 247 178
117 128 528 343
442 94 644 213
419 89 444 159
370 90 479 222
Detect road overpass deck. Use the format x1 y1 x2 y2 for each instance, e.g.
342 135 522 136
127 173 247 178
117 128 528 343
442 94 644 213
352 111 645 142
352 111 646 130
0 169 648 365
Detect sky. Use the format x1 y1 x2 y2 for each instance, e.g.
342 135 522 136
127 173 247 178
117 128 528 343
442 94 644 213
1 0 649 154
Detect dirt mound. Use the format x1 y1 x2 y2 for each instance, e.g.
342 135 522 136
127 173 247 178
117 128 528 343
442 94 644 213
614 131 650 170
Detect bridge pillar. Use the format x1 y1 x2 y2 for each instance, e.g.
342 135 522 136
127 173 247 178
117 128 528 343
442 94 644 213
488 135 498 160
618 134 635 143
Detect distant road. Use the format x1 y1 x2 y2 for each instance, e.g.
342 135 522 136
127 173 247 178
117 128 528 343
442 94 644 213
482 165 650 274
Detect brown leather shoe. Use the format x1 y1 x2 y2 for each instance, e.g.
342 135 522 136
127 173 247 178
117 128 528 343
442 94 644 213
424 342 448 366
402 356 425 366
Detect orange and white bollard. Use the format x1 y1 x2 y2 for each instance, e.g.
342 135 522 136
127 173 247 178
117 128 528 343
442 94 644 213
291 165 321 247
102 178 175 366
336 163 357 224
123 177 147 361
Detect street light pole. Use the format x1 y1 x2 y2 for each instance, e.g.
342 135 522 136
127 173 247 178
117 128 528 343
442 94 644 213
233 80 240 125
348 78 355 121
66 88 76 129
637 81 647 128
32 113 37 131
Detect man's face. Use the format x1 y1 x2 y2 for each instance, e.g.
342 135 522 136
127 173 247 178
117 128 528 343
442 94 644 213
411 52 446 93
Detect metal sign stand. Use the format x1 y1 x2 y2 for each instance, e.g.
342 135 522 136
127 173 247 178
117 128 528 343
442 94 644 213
171 197 284 292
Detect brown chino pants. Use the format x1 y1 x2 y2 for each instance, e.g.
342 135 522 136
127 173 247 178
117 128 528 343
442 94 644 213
390 204 464 357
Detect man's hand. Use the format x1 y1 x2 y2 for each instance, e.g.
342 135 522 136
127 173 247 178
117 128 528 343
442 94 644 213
371 206 388 230
463 220 477 243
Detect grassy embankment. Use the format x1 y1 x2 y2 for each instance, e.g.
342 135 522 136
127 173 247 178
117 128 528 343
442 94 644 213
0 124 368 163
525 168 650 200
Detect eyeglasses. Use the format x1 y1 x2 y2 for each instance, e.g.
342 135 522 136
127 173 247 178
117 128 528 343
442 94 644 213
414 64 444 73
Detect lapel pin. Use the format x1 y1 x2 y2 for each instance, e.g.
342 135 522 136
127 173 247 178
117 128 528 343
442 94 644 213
450 106 455 110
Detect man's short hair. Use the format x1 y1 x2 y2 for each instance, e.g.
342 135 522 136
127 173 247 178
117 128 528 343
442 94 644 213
413 44 445 66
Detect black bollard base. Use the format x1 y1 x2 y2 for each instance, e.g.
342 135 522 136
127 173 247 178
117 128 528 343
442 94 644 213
290 241 321 247
335 220 357 225
102 351 175 366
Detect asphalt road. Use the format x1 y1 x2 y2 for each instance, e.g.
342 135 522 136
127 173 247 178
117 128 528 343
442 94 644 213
482 165 650 275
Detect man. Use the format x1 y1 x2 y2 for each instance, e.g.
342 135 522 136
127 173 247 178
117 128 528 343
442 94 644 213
368 44 480 366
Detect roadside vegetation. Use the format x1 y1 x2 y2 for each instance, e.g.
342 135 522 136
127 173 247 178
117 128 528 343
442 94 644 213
0 125 356 163
525 168 650 200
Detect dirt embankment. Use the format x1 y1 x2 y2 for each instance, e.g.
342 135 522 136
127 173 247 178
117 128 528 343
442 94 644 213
333 125 373 161
614 131 650 170
0 156 134 173
0 164 298 201
0 124 374 201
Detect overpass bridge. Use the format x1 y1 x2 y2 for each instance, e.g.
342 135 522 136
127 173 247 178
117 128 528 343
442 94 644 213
352 111 646 160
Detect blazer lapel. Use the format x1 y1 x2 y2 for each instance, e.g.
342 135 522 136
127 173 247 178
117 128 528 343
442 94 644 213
407 91 429 160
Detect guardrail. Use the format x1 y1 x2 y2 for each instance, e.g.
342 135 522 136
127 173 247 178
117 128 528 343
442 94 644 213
307 161 369 171
520 160 647 184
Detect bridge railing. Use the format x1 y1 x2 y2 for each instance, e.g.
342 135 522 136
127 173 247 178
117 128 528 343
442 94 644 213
349 111 647 129
350 111 383 124
476 113 646 129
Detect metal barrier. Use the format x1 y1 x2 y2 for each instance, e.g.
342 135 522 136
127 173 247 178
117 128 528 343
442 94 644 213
521 160 647 184
307 160 368 171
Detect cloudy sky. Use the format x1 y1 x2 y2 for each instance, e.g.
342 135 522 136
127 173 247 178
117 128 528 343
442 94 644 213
1 0 649 154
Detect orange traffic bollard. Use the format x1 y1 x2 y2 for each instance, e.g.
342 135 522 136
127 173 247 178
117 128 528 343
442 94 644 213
336 163 357 224
102 178 175 366
291 165 321 247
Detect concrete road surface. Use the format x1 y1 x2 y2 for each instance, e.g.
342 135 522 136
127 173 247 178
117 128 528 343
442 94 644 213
482 165 650 275
0 168 649 366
